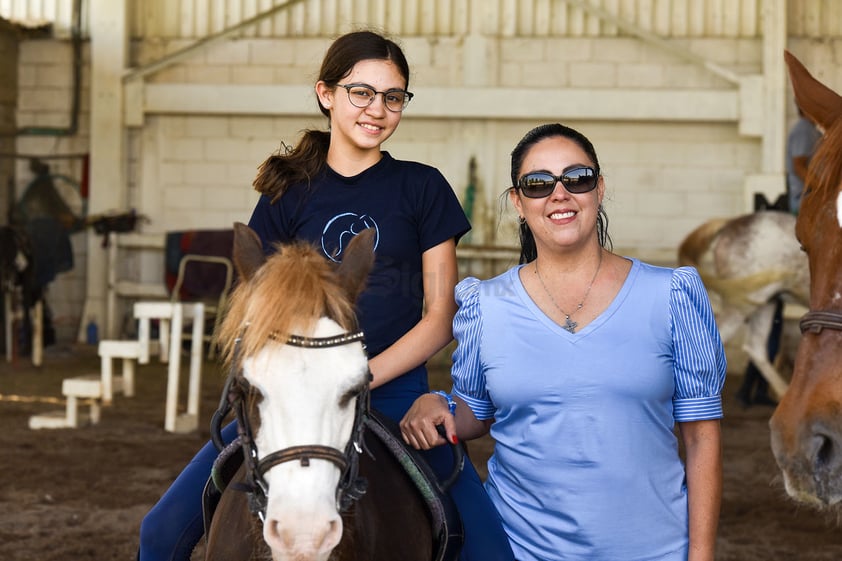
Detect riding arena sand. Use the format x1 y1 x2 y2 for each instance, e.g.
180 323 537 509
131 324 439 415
1 335 842 561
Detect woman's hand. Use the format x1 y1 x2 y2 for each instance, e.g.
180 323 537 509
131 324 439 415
400 393 456 450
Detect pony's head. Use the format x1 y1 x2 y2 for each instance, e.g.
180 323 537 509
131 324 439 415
770 52 842 510
217 222 375 560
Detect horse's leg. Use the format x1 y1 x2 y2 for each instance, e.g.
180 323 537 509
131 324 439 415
3 289 12 363
742 301 789 399
714 306 748 345
31 299 43 367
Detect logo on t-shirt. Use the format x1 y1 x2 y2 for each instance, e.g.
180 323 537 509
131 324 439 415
321 213 379 262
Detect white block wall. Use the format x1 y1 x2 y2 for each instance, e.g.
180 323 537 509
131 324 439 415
14 34 842 342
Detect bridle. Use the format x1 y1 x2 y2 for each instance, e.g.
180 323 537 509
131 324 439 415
211 329 371 521
800 310 842 334
796 180 842 336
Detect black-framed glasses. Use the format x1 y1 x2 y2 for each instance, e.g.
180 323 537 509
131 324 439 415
516 166 599 198
337 83 414 112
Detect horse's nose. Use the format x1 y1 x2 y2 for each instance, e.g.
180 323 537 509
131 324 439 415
807 422 842 473
264 513 343 556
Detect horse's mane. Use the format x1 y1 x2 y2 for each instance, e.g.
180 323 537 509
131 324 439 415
806 117 842 202
216 241 359 368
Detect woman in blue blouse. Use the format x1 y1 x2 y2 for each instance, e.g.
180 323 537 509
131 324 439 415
401 123 725 561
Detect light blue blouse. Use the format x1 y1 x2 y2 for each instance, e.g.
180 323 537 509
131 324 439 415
451 259 726 561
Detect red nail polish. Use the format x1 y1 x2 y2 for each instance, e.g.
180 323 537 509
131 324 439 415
451 435 458 444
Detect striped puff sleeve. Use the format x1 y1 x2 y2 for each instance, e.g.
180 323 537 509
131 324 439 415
450 277 497 421
670 266 727 422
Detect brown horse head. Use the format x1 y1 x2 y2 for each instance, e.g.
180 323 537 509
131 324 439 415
770 51 842 509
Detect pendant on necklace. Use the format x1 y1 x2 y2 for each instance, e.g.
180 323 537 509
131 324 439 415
563 316 578 333
534 252 603 336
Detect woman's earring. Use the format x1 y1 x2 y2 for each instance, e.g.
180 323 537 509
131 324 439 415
518 216 526 225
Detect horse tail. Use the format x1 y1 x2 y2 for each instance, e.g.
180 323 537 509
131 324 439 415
677 217 729 268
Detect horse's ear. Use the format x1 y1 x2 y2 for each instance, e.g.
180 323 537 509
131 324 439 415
785 50 842 131
337 228 376 302
232 222 267 281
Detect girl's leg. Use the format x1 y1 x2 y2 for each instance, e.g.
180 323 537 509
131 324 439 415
138 422 239 561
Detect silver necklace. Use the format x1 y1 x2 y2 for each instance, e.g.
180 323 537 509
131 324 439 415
534 250 603 333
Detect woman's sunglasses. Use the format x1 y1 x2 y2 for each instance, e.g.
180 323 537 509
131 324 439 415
516 166 599 198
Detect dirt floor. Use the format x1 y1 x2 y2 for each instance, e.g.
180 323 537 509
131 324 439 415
2 342 842 561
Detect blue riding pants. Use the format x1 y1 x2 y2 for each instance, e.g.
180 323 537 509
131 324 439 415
138 417 514 560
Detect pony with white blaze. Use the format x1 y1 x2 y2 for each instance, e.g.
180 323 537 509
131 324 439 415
205 223 446 561
243 316 369 556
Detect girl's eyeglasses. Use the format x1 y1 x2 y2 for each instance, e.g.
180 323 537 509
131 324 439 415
337 83 414 112
516 166 599 198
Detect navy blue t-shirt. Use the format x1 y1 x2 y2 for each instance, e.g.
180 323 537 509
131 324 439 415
247 152 471 420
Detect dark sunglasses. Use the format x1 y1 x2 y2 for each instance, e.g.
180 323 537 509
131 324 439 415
516 166 599 198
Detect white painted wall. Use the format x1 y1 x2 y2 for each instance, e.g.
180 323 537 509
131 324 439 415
5 0 842 342
123 33 773 252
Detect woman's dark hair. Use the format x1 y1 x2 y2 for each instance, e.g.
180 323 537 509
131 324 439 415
510 123 612 263
253 30 410 202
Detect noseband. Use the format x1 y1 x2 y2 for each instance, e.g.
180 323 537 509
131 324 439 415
800 310 842 334
212 329 370 520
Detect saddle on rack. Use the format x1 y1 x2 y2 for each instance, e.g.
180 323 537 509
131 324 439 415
202 409 464 561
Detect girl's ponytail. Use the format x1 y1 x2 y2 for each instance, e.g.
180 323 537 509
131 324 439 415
252 129 330 202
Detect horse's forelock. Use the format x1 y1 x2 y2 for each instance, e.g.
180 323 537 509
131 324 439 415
218 243 358 368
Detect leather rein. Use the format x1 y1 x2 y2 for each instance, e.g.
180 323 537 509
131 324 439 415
800 310 842 334
211 329 370 520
